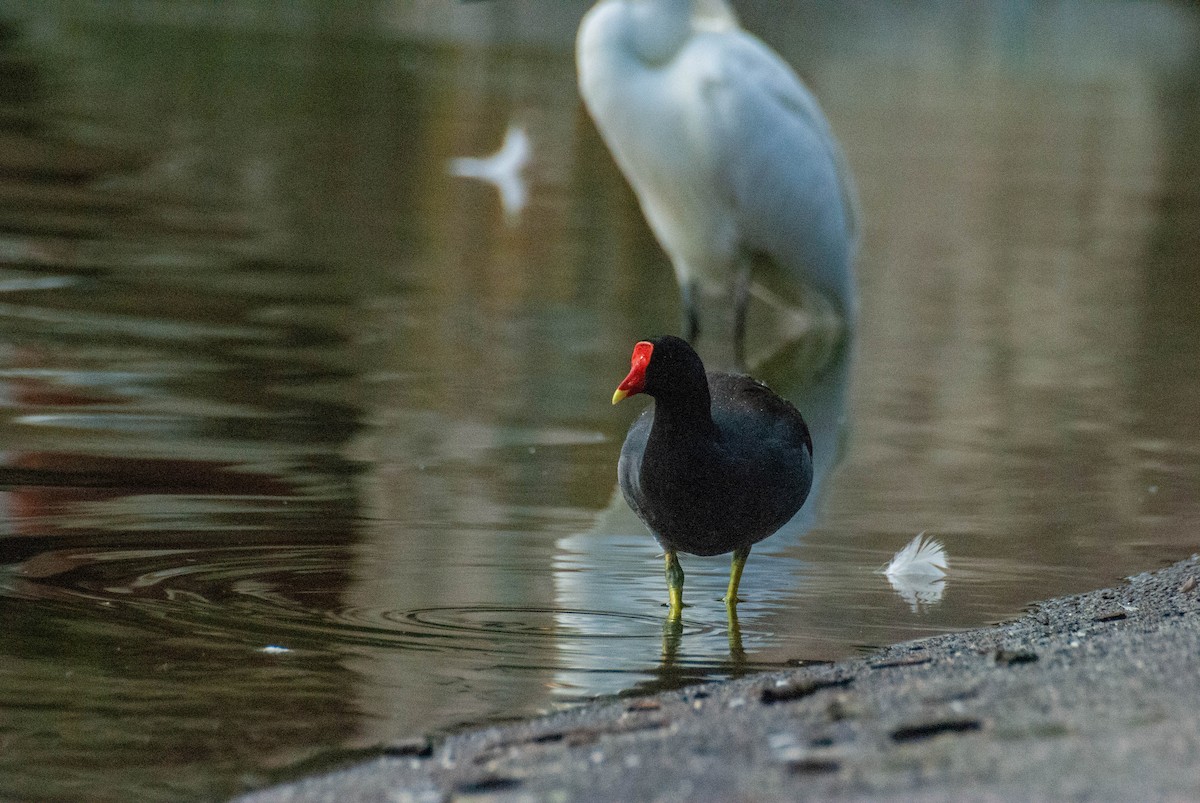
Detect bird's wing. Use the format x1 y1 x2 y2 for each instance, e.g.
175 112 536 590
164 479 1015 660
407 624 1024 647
696 32 859 288
710 372 812 455
616 409 653 521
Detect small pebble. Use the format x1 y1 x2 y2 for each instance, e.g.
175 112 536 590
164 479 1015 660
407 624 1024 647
1180 576 1197 594
768 732 798 751
767 732 805 762
827 694 862 721
626 699 661 712
994 648 1038 666
1093 611 1127 623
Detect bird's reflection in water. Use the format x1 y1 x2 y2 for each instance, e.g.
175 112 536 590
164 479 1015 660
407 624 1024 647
727 606 746 661
659 599 744 662
447 121 531 225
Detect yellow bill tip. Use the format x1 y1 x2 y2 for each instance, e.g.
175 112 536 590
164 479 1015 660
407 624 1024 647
612 387 629 405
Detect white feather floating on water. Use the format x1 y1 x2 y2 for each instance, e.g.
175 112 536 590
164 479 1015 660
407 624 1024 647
884 532 948 579
448 122 530 224
881 532 948 612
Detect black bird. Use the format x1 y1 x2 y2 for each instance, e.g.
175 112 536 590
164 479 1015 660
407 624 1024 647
612 335 813 617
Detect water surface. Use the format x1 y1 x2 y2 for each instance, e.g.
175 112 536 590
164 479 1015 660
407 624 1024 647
1 3 1199 800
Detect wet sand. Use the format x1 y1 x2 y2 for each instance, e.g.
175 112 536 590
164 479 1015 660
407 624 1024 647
238 555 1200 802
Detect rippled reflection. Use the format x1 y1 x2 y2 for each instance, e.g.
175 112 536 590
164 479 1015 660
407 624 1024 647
0 3 1198 802
448 122 531 224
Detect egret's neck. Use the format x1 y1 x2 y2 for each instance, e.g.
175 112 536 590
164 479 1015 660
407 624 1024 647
630 0 693 65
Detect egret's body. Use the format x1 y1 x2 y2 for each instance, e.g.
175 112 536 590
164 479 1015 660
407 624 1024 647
577 0 859 353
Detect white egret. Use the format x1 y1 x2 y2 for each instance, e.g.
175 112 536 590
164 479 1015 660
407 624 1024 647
577 0 859 360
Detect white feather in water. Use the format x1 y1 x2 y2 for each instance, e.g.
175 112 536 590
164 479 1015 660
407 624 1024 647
884 532 947 579
881 532 948 612
448 123 530 224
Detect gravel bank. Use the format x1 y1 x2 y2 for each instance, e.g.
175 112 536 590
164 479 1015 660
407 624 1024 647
239 555 1200 802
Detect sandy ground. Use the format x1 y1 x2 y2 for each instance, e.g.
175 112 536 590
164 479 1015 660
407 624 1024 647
237 555 1200 802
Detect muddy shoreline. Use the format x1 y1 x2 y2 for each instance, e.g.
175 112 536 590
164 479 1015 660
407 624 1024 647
239 555 1200 802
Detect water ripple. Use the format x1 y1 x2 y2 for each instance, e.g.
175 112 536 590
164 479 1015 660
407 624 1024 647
5 544 708 666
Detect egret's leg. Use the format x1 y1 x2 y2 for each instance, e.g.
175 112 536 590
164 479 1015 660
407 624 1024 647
723 546 751 607
664 550 684 620
733 266 751 367
681 280 701 342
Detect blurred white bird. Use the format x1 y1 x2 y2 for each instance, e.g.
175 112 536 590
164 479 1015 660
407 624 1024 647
448 122 531 224
882 532 948 612
577 0 859 361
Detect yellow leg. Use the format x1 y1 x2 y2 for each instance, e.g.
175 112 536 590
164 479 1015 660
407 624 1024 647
661 615 683 663
664 550 684 620
727 600 745 662
723 546 751 607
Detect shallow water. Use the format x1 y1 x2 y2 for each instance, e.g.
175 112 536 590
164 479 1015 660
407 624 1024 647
1 2 1199 800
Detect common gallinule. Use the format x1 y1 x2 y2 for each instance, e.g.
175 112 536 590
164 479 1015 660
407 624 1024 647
578 0 859 359
612 335 813 617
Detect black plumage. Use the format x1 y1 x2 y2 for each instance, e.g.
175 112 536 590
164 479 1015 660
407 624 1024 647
613 335 813 609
